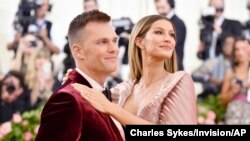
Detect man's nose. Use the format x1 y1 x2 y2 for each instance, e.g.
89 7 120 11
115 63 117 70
108 43 119 53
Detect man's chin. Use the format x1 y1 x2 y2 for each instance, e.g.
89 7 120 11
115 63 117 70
109 68 118 73
103 65 117 73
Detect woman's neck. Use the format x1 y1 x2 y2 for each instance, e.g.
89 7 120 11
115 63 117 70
140 59 168 87
236 61 249 72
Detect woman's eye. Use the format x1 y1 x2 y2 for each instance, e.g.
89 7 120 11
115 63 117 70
154 31 162 35
169 33 176 39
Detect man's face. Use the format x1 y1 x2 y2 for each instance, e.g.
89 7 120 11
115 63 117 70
1 75 23 103
155 0 171 16
37 0 50 18
84 1 99 12
210 0 224 18
79 22 119 76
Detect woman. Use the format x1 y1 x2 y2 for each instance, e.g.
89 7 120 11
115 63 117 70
220 36 250 124
25 47 55 109
70 15 197 125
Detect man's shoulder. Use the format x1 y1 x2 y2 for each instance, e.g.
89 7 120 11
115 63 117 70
171 15 186 26
45 20 52 26
224 18 241 27
47 83 83 106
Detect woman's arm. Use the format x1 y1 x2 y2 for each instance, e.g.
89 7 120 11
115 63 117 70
220 70 239 105
72 83 152 126
108 102 152 126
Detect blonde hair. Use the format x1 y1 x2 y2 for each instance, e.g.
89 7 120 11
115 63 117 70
128 15 177 82
25 47 51 90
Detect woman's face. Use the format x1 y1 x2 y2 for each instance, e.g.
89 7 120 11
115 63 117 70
139 19 176 60
35 54 50 70
234 40 249 63
222 36 234 57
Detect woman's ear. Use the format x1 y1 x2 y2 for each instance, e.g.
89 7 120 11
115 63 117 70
135 37 145 49
72 44 85 60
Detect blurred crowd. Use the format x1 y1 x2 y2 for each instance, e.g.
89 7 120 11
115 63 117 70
0 0 250 125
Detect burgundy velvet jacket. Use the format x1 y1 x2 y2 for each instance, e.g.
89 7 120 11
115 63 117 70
35 70 123 141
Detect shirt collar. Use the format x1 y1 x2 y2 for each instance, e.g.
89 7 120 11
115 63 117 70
215 16 225 27
167 10 175 19
75 68 104 92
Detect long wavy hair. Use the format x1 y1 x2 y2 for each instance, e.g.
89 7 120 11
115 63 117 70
25 47 51 90
128 15 178 82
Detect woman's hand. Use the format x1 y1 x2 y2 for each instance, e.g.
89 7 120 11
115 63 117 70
62 69 73 84
71 83 112 114
72 84 152 126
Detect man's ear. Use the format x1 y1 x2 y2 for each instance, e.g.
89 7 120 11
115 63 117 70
72 44 85 60
135 37 144 49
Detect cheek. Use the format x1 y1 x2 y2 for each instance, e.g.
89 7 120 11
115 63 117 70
236 51 247 59
243 52 249 59
144 37 159 47
85 50 103 64
35 59 41 66
248 47 250 56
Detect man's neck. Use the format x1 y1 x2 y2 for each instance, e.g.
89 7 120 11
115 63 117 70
75 68 105 92
75 67 106 87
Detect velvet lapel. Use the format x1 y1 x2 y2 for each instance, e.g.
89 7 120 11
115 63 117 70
62 69 92 89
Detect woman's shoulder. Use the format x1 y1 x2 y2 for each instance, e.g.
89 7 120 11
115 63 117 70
110 80 134 105
160 71 193 92
164 71 191 84
111 80 133 96
112 80 133 90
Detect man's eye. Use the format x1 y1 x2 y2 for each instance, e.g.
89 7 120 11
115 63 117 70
113 39 118 44
98 40 107 44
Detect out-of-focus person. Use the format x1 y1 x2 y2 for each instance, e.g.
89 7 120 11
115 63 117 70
7 0 60 55
192 35 234 99
197 0 242 61
0 70 29 123
220 36 250 124
83 0 99 12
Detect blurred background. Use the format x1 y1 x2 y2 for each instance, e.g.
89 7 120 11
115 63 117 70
0 0 250 140
1 0 249 76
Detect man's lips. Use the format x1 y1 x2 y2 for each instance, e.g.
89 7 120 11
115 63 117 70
105 56 117 61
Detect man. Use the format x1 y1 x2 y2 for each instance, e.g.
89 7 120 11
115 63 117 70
242 0 250 41
0 70 29 123
197 0 242 60
62 0 99 75
35 10 124 141
83 0 99 12
7 0 60 55
154 0 186 70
